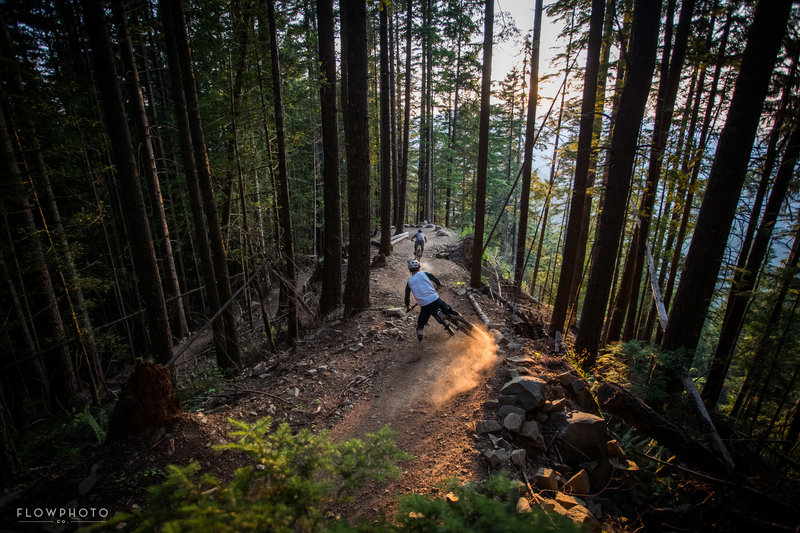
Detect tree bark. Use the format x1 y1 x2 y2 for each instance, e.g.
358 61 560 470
82 0 173 364
316 0 342 316
469 0 493 288
379 2 392 257
513 0 543 289
660 0 793 365
166 0 242 366
342 0 371 313
573 0 662 368
265 0 299 340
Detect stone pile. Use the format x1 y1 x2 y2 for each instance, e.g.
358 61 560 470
477 368 637 531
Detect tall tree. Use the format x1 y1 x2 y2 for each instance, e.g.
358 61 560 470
82 0 173 364
702 118 800 408
111 0 189 340
513 0 543 290
395 0 412 235
469 0 493 288
660 0 793 368
548 0 605 336
316 0 342 316
342 0 371 313
379 0 392 257
573 0 663 368
166 0 241 367
265 0 299 341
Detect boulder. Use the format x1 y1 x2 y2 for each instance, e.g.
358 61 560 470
499 376 547 411
498 404 526 417
516 497 532 513
477 420 502 434
503 412 524 432
567 378 601 415
534 467 559 490
558 412 607 464
518 421 546 450
607 439 627 459
483 449 509 467
566 504 600 531
562 469 591 495
510 448 526 467
554 492 583 510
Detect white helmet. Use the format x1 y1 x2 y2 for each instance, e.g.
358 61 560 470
408 260 420 271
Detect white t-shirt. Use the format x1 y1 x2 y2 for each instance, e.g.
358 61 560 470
407 272 439 306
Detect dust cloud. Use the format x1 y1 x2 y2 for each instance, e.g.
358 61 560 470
429 327 500 407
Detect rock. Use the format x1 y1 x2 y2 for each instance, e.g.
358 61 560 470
540 498 569 514
499 376 547 411
518 421 546 450
456 288 467 296
491 330 505 344
607 439 627 459
498 405 525 417
563 469 591 495
483 449 509 467
566 504 600 531
534 412 549 423
558 412 607 464
556 371 576 387
554 492 582 510
477 420 502 434
506 341 523 352
287 387 300 397
554 331 564 352
384 307 406 318
498 394 517 405
567 378 601 415
534 467 559 490
510 448 526 466
516 497 532 513
503 412 523 432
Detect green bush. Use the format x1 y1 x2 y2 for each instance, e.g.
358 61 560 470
87 418 411 532
383 473 582 533
88 420 582 533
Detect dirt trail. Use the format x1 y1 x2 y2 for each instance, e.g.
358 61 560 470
324 227 508 516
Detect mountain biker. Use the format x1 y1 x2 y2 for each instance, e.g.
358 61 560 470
411 229 427 257
404 259 462 342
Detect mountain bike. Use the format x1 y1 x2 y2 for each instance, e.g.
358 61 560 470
409 303 475 337
414 242 424 260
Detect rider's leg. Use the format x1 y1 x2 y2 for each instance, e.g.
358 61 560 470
417 302 436 341
436 299 460 316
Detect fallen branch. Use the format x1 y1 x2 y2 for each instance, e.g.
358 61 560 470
682 375 735 469
597 382 734 476
467 292 491 326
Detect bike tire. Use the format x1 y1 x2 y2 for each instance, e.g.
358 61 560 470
448 314 475 336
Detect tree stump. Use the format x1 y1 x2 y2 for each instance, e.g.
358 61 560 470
107 362 180 441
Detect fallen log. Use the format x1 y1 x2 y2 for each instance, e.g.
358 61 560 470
467 291 491 326
370 231 408 247
489 289 545 338
597 382 734 476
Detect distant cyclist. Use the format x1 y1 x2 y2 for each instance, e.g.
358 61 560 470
411 229 427 259
404 259 462 342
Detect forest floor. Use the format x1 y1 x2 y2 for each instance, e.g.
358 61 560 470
3 226 579 531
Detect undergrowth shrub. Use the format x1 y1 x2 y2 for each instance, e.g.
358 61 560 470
86 417 411 532
596 341 687 404
86 419 585 532
380 472 582 533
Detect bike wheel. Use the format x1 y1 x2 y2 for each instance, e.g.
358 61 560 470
449 315 475 336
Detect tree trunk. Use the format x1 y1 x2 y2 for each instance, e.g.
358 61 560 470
660 0 793 367
342 0 371 313
573 0 662 368
160 0 228 365
82 0 173 364
396 0 412 235
379 2 392 257
513 0 543 289
264 0 299 340
166 0 242 366
316 0 343 316
469 0 493 288
548 0 605 336
702 118 800 408
112 0 189 340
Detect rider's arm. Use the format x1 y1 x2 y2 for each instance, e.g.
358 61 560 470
425 272 441 289
404 283 412 309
